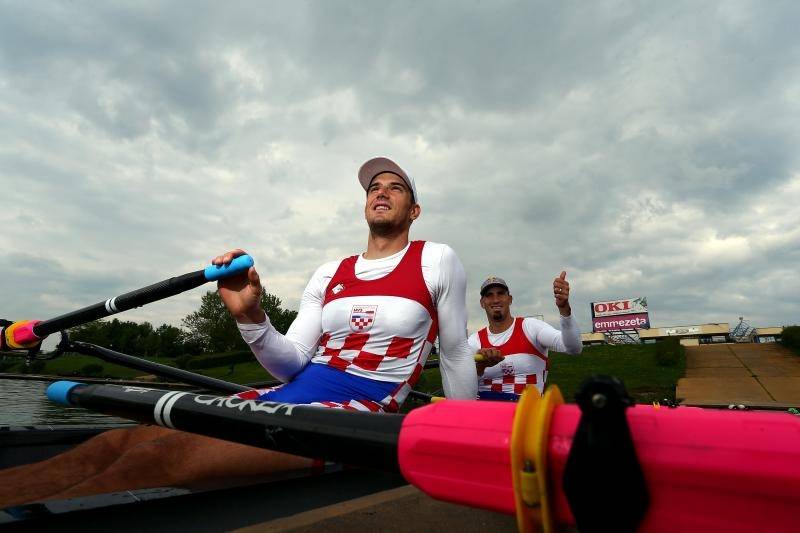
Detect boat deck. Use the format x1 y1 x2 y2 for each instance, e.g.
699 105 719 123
1 467 515 532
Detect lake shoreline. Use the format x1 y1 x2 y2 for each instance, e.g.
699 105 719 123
0 373 194 389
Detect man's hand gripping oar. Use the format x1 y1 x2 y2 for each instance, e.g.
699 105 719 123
213 249 266 325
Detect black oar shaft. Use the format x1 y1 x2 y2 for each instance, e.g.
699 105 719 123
71 342 249 395
28 254 253 340
58 383 403 471
33 271 206 338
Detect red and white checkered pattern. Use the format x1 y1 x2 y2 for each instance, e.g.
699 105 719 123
482 373 539 395
349 306 377 331
352 318 371 329
314 314 435 378
233 388 389 412
233 386 280 400
308 399 387 412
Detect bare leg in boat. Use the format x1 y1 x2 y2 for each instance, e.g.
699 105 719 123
0 425 311 507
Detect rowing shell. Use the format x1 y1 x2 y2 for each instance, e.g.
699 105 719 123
47 380 800 532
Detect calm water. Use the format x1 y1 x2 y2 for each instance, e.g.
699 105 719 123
0 379 131 426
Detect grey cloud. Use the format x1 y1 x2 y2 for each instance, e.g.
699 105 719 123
1 1 799 335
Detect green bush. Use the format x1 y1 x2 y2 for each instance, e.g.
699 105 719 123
655 337 684 367
782 325 800 353
174 355 194 369
80 363 104 377
186 351 252 370
22 360 46 374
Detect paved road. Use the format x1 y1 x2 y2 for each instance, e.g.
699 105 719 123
677 343 800 407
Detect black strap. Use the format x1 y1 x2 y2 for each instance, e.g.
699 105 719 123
562 375 649 532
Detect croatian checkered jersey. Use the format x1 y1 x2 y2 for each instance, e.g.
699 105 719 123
306 240 435 410
467 315 582 395
238 240 478 404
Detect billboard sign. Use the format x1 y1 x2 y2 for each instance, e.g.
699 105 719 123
592 297 648 317
592 313 650 332
591 297 649 333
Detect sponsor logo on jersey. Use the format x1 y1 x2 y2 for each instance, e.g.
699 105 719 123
350 305 377 332
331 283 345 295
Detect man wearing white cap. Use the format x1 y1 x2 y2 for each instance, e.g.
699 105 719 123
217 156 478 410
0 157 478 506
468 274 582 401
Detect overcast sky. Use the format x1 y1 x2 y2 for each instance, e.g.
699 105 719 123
1 1 798 341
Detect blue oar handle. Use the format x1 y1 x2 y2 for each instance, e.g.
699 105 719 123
47 380 84 405
203 254 254 281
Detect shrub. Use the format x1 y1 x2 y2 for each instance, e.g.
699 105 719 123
655 337 684 367
782 325 800 353
22 360 46 374
80 363 104 377
186 351 252 370
174 355 194 370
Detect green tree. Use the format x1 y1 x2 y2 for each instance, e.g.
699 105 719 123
70 319 189 358
153 324 186 358
262 293 298 335
181 291 297 354
71 319 154 355
181 291 241 353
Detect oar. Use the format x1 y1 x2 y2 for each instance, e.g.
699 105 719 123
3 255 254 349
47 381 403 471
46 378 800 533
70 341 250 395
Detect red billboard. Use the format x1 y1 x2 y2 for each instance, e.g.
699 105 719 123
591 297 649 333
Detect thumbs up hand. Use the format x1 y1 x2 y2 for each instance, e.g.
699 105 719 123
553 271 571 316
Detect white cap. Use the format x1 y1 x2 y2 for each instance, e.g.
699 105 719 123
358 157 419 205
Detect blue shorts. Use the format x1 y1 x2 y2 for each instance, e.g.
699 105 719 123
258 363 397 404
478 390 521 402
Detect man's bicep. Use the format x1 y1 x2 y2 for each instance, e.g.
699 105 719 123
433 245 477 399
524 318 561 349
434 246 469 353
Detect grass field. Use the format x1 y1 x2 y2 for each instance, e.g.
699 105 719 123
547 343 685 403
408 343 685 405
2 342 684 405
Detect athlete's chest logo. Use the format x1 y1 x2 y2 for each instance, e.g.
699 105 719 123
350 305 378 332
331 283 345 295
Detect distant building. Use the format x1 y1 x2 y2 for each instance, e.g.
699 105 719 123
638 323 730 346
751 327 783 344
580 332 606 346
581 323 786 346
